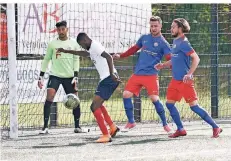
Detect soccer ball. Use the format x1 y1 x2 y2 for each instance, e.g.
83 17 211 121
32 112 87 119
63 94 80 110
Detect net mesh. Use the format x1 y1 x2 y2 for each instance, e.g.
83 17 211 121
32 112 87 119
1 3 231 139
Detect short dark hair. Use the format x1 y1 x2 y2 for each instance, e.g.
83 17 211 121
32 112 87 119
173 18 190 33
76 32 88 42
150 16 162 24
56 20 67 28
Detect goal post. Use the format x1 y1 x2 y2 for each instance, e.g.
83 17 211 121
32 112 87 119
7 3 18 139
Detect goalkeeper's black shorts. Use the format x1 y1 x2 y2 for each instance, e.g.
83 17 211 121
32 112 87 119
47 75 77 94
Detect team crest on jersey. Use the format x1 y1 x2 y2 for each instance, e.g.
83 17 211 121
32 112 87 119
154 42 158 47
67 46 72 50
173 44 176 48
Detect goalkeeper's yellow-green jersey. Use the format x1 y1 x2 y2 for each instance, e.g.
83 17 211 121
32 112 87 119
41 37 80 78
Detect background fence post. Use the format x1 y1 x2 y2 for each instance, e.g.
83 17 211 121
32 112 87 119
210 4 219 118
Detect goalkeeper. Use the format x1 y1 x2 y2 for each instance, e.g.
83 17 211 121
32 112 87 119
38 21 84 134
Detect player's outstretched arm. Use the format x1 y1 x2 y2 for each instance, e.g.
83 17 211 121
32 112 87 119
163 60 172 68
154 60 172 70
56 48 90 57
112 45 140 60
101 51 121 82
120 45 140 58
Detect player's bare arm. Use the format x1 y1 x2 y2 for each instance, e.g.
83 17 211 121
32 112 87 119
101 51 121 82
163 60 172 68
183 52 200 83
112 53 121 60
154 60 172 70
56 48 90 57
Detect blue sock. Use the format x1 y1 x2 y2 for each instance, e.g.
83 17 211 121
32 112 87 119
166 103 184 130
123 98 135 123
190 105 218 128
153 100 167 126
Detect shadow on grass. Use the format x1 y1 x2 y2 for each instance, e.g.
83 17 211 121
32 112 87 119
32 142 86 149
111 138 170 146
83 134 156 142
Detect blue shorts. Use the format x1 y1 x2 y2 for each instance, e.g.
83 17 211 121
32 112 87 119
95 75 120 100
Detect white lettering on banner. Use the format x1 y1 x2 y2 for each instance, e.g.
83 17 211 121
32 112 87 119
18 3 151 55
0 60 66 104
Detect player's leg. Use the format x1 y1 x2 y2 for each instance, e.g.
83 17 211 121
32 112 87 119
165 79 186 138
143 75 171 133
40 75 60 134
62 77 83 133
90 95 111 143
122 90 136 129
122 74 142 131
183 82 222 138
101 104 113 126
95 75 120 138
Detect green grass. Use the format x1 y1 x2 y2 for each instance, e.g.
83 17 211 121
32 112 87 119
1 94 231 129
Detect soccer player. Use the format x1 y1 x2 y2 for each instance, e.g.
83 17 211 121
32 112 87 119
112 16 172 133
38 21 84 134
57 32 121 143
155 18 222 138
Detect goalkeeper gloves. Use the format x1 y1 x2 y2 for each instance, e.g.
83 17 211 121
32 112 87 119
38 71 45 89
72 77 78 92
72 71 79 91
38 76 44 89
71 77 78 84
